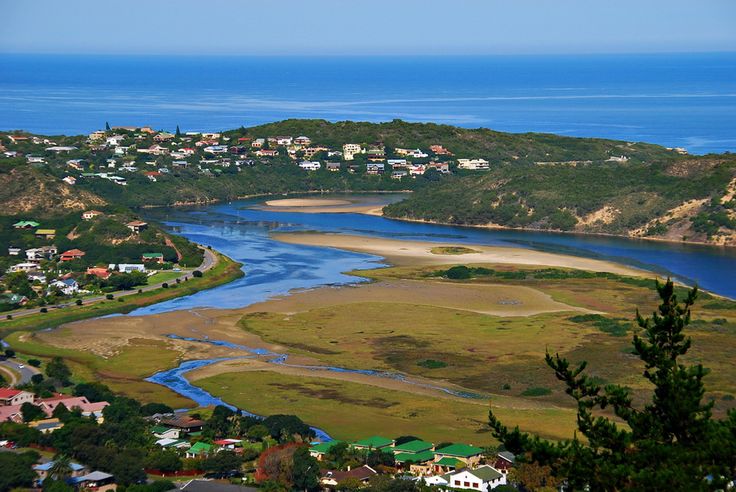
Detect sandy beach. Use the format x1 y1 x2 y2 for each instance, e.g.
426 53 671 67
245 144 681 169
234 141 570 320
272 232 648 277
257 197 386 215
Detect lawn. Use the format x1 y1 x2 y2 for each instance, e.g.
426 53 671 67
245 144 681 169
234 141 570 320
195 370 579 443
5 331 193 408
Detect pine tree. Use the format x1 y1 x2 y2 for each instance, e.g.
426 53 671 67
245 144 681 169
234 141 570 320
489 279 736 490
105 121 110 131
175 125 181 137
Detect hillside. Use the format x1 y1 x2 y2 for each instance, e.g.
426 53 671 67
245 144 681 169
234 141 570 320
0 162 106 216
383 156 736 245
1 119 735 245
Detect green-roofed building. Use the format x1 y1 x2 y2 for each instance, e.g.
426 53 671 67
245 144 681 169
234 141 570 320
434 457 463 469
434 443 484 458
13 220 40 229
352 435 395 450
393 439 434 454
394 450 435 464
309 440 344 460
186 441 213 458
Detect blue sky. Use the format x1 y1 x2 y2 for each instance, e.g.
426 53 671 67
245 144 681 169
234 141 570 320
2 0 735 55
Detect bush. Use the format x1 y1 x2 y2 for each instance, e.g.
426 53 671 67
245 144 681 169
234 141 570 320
6 315 12 320
416 359 447 369
39 307 48 313
192 270 203 278
521 387 552 397
75 299 83 306
445 265 472 279
27 359 41 367
105 294 114 300
161 283 169 288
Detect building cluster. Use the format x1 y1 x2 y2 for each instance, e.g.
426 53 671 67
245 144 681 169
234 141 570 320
311 436 515 491
0 388 109 429
1 214 169 311
1 127 493 188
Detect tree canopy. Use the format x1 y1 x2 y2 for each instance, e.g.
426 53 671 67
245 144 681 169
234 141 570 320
489 279 736 490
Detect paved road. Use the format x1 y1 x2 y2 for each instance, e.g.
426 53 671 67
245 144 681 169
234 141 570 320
0 358 40 386
3 247 218 320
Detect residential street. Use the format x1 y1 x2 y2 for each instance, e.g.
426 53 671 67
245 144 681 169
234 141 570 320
3 247 217 320
0 358 40 386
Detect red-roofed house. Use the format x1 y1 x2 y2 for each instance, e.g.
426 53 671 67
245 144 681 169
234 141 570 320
0 388 34 406
0 405 24 423
60 249 86 262
86 267 111 280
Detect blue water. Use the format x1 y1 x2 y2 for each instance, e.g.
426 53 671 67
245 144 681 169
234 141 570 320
2 53 735 153
131 196 736 319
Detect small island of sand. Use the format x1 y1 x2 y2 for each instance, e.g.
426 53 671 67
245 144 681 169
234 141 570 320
264 198 353 207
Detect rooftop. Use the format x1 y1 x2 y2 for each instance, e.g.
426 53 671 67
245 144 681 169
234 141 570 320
394 450 435 464
353 435 394 448
434 443 485 458
393 439 433 453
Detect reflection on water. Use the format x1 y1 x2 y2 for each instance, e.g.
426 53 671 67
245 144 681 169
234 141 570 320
134 194 735 316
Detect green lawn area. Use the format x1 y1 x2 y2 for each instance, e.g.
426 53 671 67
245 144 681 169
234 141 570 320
148 270 188 284
195 370 578 443
4 332 193 408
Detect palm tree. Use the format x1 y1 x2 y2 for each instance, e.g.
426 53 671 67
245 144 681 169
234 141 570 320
48 454 73 482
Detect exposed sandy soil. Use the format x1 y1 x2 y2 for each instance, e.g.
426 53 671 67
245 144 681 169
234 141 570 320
272 233 648 277
258 198 385 215
264 198 352 207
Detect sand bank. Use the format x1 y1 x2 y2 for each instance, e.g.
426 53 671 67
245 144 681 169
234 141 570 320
272 233 648 277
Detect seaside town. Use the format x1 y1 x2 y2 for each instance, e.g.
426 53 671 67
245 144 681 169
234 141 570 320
0 125 493 189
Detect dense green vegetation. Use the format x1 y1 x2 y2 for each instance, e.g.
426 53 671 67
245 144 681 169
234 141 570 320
489 280 736 490
384 156 736 242
3 119 735 245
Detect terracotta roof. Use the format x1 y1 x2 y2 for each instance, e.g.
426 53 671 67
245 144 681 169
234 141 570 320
323 465 377 482
0 388 22 398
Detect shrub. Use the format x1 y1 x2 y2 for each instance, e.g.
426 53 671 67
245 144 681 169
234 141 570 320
416 359 447 369
75 299 83 306
192 270 203 278
521 387 552 397
445 265 472 279
39 307 48 313
27 359 41 367
105 294 114 300
161 283 169 289
6 315 12 320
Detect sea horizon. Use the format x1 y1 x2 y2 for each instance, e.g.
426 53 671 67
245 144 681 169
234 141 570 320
2 51 735 154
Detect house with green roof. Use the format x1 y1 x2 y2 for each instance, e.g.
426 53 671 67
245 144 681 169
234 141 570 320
185 441 213 458
435 443 484 459
393 439 434 454
309 440 344 461
352 435 395 450
445 465 506 491
142 252 164 263
13 220 40 229
151 425 180 440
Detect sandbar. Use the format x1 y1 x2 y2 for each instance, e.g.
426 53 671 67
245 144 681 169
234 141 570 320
272 233 648 277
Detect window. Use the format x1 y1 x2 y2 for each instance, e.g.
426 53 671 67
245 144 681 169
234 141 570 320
464 481 470 487
454 481 460 486
473 484 479 488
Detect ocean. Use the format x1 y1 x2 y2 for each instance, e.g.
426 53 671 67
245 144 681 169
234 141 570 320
1 52 735 154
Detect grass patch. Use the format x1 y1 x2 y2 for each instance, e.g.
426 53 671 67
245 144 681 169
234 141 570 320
195 369 577 442
417 359 448 369
430 246 481 255
521 387 553 397
568 314 631 337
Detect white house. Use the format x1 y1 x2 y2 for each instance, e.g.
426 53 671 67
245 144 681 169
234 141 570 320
299 161 321 171
343 143 362 161
62 176 77 185
446 466 506 492
109 263 146 273
457 158 490 170
9 263 38 273
49 278 79 296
